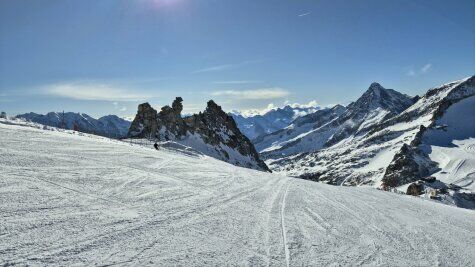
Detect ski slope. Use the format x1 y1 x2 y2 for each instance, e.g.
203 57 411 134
1 120 474 266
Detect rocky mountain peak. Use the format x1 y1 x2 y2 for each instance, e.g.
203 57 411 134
350 83 413 114
128 97 270 172
205 100 223 115
368 82 384 91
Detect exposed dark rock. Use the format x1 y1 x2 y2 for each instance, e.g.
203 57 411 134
382 145 418 188
128 98 270 172
406 182 423 196
128 103 158 138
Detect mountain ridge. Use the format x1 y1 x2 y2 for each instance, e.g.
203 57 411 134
16 112 131 138
230 104 319 140
128 97 270 172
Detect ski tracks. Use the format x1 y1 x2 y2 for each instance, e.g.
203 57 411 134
280 179 291 267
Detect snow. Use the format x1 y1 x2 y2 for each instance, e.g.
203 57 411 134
159 131 263 170
1 120 475 266
422 95 475 191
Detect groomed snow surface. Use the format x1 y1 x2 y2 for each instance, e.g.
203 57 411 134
1 121 474 266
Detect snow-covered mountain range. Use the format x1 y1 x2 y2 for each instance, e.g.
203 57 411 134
128 97 270 172
231 105 319 140
10 77 475 209
255 83 416 157
256 76 475 209
16 112 131 138
1 118 474 266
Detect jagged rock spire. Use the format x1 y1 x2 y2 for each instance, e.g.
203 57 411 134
128 97 270 172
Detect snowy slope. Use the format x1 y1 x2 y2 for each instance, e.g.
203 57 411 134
1 119 474 266
231 105 319 140
418 94 475 194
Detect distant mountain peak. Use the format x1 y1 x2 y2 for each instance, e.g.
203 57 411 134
350 83 413 114
230 104 320 140
368 82 384 90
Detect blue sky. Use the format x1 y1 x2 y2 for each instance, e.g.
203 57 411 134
0 0 474 117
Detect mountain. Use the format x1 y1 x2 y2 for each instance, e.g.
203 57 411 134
262 76 475 208
257 83 415 159
2 118 474 266
230 105 319 140
128 97 270 172
254 105 346 154
16 112 131 138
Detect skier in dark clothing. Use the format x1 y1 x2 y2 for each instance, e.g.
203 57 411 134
153 142 159 150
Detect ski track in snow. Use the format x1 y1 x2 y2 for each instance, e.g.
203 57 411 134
280 180 291 267
1 121 475 266
465 144 475 154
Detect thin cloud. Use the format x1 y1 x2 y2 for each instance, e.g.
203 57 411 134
192 64 235 74
112 101 128 112
45 82 153 101
192 60 259 74
406 63 432 77
298 12 311 17
211 88 290 100
421 63 432 73
406 69 416 77
212 80 263 85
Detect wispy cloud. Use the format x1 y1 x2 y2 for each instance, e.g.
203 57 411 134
406 63 432 77
192 64 235 74
406 69 416 77
44 82 153 101
212 80 263 85
112 101 128 112
192 60 259 74
0 93 13 103
211 87 290 100
298 12 311 17
420 63 432 73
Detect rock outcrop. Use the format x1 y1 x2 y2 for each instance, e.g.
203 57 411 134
128 98 270 172
406 182 423 196
382 144 437 188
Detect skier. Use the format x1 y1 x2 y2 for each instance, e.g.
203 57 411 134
153 142 159 150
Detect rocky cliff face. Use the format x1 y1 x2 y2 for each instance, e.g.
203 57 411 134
128 98 270 172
